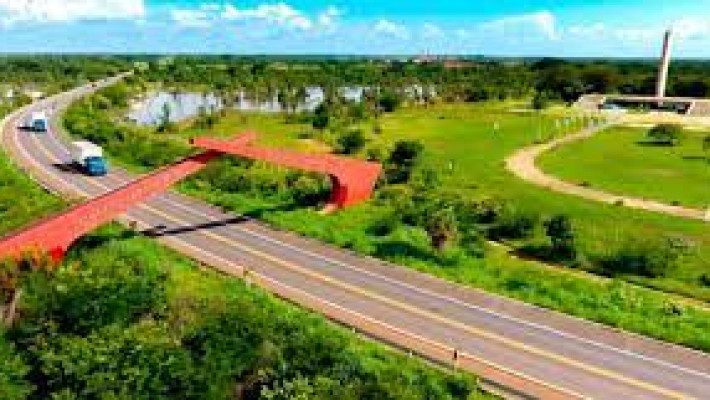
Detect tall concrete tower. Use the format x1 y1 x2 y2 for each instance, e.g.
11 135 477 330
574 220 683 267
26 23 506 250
656 29 673 99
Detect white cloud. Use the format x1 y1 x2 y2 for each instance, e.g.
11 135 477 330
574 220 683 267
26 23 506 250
317 6 342 30
566 23 658 44
0 0 145 26
422 23 444 39
673 18 710 40
481 11 558 40
373 19 409 39
171 3 340 31
171 5 215 28
223 3 312 30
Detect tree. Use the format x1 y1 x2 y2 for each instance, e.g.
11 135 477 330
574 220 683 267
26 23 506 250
336 130 366 154
377 90 401 113
544 215 576 260
0 339 30 400
425 207 458 252
646 124 683 146
385 140 424 184
312 103 330 130
531 91 550 110
156 102 176 134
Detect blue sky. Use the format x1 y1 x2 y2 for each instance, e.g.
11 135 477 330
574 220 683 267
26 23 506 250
1 0 710 56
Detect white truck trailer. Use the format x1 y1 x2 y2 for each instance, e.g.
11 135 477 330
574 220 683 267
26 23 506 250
24 111 48 132
69 141 108 176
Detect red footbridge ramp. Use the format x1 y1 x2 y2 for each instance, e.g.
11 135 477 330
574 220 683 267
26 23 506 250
0 133 381 262
191 132 382 211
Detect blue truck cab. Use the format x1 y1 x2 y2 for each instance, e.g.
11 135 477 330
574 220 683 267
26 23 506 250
85 156 108 176
70 141 109 176
26 111 49 133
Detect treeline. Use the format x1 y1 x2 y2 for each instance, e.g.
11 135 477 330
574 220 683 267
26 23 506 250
133 57 710 112
0 56 132 93
1 226 492 400
533 58 710 103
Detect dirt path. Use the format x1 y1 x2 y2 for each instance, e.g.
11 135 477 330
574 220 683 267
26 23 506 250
505 123 709 222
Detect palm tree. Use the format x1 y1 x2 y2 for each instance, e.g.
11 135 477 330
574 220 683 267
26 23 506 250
425 207 459 252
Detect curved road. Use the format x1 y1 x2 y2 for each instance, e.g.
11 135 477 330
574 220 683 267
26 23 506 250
506 123 708 222
3 79 710 400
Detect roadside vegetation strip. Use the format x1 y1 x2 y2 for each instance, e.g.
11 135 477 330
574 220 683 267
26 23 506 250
0 112 66 235
538 125 710 210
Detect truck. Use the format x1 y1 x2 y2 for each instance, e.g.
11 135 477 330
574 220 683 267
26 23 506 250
69 141 108 176
24 111 49 132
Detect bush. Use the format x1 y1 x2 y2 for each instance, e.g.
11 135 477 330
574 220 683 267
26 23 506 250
377 90 401 113
336 129 366 154
312 113 329 130
386 140 424 184
487 205 538 240
0 338 30 400
543 214 576 260
646 124 684 146
598 237 686 278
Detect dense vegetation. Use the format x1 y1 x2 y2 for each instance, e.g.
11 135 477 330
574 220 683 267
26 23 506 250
60 58 710 354
0 145 491 400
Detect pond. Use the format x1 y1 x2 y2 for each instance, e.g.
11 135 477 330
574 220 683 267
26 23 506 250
128 87 367 126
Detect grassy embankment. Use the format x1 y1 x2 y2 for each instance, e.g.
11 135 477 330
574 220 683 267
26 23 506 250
62 92 710 354
0 116 492 399
539 125 710 208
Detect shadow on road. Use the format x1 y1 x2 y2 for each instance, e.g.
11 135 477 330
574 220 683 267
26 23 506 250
142 217 249 238
52 162 83 174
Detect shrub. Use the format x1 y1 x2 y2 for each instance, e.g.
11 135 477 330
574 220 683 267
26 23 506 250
385 140 424 184
0 338 30 400
646 124 684 146
487 205 538 240
336 129 366 154
543 214 576 260
377 90 401 113
598 237 686 278
425 207 459 252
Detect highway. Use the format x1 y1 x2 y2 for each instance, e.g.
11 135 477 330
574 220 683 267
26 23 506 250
2 78 710 399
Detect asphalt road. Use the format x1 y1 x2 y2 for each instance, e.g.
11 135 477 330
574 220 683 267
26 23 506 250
2 78 710 400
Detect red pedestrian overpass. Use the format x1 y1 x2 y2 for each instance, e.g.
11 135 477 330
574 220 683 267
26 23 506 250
0 133 381 262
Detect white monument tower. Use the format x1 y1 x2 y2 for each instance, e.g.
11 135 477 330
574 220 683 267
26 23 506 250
656 29 673 99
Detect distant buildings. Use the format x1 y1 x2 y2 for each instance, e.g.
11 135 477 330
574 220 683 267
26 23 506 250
412 55 477 69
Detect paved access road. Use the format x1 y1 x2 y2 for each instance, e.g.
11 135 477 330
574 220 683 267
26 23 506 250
2 78 710 400
505 122 708 222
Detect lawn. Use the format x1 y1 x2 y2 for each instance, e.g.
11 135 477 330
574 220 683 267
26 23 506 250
538 125 710 209
0 122 65 235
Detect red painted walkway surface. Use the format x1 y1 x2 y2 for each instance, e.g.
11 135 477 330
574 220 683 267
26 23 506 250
192 132 382 210
0 132 381 261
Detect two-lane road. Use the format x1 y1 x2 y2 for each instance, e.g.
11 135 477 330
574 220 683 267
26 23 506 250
2 79 710 399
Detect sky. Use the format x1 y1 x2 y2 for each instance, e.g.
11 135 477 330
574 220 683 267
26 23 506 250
1 0 710 57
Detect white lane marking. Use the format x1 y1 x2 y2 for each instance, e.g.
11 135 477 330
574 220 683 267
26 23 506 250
34 92 710 382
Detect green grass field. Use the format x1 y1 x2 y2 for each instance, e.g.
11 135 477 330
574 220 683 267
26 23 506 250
539 125 710 208
0 133 65 235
